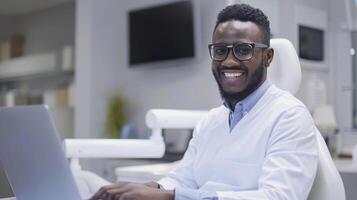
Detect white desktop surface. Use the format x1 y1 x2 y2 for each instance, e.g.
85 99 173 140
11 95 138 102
334 158 357 173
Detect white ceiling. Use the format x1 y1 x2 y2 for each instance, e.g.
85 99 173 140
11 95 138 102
0 0 73 16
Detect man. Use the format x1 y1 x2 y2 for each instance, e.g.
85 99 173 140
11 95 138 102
91 4 318 200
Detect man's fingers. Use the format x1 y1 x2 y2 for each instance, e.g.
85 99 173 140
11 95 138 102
91 185 109 199
90 182 130 200
117 192 134 200
144 181 159 188
106 183 135 197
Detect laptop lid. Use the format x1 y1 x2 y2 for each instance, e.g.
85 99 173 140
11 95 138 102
0 105 81 200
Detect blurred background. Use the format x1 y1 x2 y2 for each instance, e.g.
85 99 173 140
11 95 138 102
0 0 356 199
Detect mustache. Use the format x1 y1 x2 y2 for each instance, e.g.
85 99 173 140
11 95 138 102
218 65 248 72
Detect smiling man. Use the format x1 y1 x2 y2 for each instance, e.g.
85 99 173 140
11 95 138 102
91 4 318 200
210 19 270 110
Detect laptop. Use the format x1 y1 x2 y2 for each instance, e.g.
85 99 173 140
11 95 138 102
0 105 86 200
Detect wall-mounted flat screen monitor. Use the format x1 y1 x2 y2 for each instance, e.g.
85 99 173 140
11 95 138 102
299 25 324 61
128 1 195 66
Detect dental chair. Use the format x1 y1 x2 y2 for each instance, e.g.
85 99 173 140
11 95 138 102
64 38 345 200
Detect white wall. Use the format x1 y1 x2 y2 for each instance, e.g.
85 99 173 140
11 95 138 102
75 0 225 138
0 15 16 43
328 0 354 131
15 2 75 55
0 3 75 56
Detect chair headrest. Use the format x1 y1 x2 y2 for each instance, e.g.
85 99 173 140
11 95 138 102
267 39 301 95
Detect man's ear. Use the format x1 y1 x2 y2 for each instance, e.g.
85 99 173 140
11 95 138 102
265 48 274 68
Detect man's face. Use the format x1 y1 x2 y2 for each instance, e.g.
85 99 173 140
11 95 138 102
211 20 272 106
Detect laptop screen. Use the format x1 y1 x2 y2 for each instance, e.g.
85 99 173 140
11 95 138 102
0 105 82 200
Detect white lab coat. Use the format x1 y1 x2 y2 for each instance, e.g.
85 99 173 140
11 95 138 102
158 85 318 200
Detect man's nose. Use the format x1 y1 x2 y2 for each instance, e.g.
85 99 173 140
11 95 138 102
221 50 240 67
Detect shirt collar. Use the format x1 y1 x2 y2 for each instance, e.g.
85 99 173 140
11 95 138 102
223 80 271 113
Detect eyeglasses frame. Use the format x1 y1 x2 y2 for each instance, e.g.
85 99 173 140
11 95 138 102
208 42 269 61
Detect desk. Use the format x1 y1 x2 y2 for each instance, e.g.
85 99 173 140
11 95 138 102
334 159 357 173
115 161 178 182
333 159 357 200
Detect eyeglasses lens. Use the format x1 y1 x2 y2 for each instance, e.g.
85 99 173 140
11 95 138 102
234 44 253 60
212 45 228 60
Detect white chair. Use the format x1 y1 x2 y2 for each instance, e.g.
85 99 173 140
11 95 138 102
308 132 346 199
64 38 345 200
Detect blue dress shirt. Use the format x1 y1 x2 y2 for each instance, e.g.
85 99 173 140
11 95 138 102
224 81 271 131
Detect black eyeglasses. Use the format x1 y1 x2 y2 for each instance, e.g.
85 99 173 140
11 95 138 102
208 42 268 61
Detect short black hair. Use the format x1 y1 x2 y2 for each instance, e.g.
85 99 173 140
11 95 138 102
214 4 271 46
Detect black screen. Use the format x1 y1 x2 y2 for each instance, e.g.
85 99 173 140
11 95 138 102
129 1 195 65
299 25 324 61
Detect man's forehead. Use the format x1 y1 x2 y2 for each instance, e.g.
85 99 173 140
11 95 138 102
213 20 263 42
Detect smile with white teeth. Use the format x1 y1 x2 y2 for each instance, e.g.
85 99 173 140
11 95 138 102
224 72 243 77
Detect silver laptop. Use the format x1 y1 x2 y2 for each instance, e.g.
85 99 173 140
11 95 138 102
0 105 83 200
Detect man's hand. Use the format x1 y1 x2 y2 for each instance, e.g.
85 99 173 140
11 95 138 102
143 181 160 188
90 182 174 200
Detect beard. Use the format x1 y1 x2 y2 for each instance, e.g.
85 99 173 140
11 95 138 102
213 63 265 105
